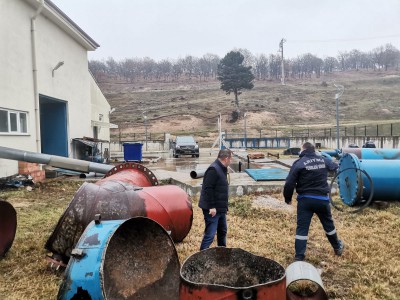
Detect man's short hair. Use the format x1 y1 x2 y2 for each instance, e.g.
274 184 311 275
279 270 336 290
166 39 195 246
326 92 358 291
302 142 315 152
218 149 232 159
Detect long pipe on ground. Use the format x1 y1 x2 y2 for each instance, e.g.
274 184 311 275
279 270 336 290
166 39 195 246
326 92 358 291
0 146 113 174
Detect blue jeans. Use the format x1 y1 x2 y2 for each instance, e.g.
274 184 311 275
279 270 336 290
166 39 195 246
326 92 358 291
200 209 227 250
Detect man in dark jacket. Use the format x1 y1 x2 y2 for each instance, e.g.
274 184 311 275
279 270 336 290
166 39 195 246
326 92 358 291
283 142 344 261
199 149 232 250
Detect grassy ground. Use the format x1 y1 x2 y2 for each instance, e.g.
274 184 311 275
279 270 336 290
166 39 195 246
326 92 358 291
0 179 399 299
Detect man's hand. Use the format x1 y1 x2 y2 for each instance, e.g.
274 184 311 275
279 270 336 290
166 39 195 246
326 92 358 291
285 199 292 205
209 208 217 217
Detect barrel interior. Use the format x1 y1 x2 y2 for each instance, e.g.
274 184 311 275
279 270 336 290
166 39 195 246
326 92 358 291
181 247 285 287
102 218 180 299
0 200 17 257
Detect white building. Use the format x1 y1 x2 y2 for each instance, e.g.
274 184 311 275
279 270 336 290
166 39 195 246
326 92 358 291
0 0 116 179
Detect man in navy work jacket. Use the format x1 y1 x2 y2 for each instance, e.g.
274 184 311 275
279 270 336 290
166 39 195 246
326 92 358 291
283 142 344 261
199 149 233 250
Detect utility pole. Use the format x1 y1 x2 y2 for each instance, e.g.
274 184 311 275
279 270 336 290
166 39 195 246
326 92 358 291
334 84 344 150
279 38 286 85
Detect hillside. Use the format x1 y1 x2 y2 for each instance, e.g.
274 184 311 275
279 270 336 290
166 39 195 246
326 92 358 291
99 70 400 143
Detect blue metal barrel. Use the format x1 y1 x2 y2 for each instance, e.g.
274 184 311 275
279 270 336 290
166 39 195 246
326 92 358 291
58 217 180 299
338 153 400 205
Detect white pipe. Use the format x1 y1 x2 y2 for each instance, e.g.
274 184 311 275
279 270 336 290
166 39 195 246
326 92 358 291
31 0 45 152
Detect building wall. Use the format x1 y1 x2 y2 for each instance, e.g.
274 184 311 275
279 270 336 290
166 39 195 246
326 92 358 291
0 0 107 178
90 75 111 141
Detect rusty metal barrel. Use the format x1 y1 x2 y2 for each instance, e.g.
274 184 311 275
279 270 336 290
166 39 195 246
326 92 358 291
57 217 181 300
180 247 286 299
45 162 193 264
0 200 17 257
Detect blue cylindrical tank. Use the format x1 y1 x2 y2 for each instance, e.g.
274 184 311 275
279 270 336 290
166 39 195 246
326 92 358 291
341 148 400 160
338 153 400 206
57 217 180 300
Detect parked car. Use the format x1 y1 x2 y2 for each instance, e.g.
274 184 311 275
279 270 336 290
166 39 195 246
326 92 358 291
362 141 376 148
348 143 359 148
172 136 199 158
283 147 301 155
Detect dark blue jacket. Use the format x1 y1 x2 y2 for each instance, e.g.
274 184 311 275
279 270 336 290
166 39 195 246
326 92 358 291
283 149 338 203
198 159 229 213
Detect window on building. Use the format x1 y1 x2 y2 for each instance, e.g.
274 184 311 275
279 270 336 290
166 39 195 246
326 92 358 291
0 109 28 134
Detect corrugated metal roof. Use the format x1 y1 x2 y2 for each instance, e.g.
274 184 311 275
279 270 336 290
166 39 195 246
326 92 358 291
245 168 288 181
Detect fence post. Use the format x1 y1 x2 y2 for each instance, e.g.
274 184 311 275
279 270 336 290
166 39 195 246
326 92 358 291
376 125 379 136
364 126 367 136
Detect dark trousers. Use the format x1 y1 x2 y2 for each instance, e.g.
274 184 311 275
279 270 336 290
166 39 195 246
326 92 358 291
295 198 340 260
200 209 227 251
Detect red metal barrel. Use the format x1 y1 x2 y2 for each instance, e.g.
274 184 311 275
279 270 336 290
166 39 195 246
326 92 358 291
45 182 193 263
180 247 286 300
0 200 17 257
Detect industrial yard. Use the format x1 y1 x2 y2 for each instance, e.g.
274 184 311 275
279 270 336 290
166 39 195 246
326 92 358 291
0 148 399 299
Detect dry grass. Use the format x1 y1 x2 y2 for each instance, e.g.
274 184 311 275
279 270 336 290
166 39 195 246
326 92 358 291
105 71 400 140
0 179 399 299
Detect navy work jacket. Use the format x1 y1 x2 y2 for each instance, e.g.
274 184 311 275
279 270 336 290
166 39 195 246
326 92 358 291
198 159 229 213
283 150 338 203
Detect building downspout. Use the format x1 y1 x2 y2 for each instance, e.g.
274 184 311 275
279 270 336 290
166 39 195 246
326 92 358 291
31 0 45 152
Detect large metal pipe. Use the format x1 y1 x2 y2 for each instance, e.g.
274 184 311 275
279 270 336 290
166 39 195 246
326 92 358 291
0 200 17 257
58 217 181 300
0 146 113 174
341 148 400 160
286 261 328 300
180 247 286 299
189 169 206 179
338 153 400 206
322 148 400 160
45 165 193 263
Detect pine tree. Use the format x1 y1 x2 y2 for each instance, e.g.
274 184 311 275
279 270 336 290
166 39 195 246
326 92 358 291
217 51 255 113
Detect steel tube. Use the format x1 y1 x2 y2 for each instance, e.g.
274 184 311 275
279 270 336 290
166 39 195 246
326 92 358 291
0 200 17 257
57 217 180 300
286 261 328 300
189 169 206 179
341 148 400 160
0 145 113 174
45 182 193 262
338 153 400 205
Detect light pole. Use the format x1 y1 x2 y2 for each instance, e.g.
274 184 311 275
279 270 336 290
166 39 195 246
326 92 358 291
279 38 286 85
142 111 148 151
334 84 344 149
244 112 247 149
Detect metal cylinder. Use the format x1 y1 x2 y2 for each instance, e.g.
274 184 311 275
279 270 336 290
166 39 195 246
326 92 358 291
189 169 206 179
338 153 400 205
0 200 17 257
341 148 400 160
45 182 193 263
286 261 328 300
180 247 286 299
102 162 159 186
57 217 181 300
0 145 113 174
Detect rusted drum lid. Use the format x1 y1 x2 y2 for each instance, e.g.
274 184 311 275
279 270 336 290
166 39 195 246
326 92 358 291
180 247 286 299
0 200 17 257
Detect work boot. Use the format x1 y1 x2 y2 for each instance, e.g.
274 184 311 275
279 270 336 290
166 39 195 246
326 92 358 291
294 255 304 262
334 240 344 256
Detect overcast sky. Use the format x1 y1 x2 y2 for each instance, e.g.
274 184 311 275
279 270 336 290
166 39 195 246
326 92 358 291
52 0 400 61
